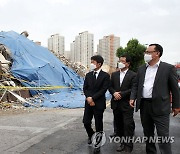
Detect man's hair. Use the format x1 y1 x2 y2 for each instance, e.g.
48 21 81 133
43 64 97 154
91 55 104 66
120 53 132 65
149 43 163 57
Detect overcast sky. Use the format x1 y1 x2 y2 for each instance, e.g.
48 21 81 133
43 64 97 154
0 0 180 64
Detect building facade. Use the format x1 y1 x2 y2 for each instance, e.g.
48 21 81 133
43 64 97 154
48 34 64 56
70 41 75 62
70 31 94 68
64 51 71 60
97 34 120 68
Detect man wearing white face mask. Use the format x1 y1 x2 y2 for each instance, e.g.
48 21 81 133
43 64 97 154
130 44 180 154
83 55 110 154
109 54 136 153
89 63 97 71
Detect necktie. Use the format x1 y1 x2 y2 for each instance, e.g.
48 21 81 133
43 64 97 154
93 71 97 80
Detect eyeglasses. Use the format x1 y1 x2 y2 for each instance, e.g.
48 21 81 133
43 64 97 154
144 50 157 54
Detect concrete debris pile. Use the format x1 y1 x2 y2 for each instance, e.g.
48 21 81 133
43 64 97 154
0 43 18 89
0 44 33 109
0 101 26 110
0 31 85 108
54 53 87 77
0 101 12 109
54 53 112 75
0 44 12 75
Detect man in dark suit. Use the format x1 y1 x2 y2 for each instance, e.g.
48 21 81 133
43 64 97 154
109 54 136 153
83 55 110 154
110 66 120 138
130 44 180 154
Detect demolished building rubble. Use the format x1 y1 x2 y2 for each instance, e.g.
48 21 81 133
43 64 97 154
0 31 85 108
54 54 87 77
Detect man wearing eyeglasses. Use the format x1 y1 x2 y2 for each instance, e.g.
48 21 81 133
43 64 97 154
129 44 180 154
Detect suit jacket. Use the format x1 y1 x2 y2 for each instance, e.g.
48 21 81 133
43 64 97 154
83 70 110 110
109 70 136 110
130 62 180 115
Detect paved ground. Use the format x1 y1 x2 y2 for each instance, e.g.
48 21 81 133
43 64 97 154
0 106 180 154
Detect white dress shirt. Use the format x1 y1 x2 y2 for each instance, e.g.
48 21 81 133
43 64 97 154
94 69 101 79
142 61 160 98
120 69 128 86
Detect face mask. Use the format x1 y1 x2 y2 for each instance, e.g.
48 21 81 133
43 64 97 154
144 54 152 63
90 63 96 71
118 62 126 69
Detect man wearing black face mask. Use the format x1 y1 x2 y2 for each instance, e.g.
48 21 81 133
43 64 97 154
130 44 180 154
109 54 136 153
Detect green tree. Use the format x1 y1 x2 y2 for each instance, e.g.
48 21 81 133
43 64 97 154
116 38 146 72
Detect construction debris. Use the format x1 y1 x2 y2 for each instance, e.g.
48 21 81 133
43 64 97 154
0 42 29 109
0 31 85 109
20 31 29 37
0 101 12 109
53 53 87 77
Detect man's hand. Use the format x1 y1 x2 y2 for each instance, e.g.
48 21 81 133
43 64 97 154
89 102 95 106
172 108 180 117
87 97 95 106
129 99 135 108
113 92 121 100
87 97 93 104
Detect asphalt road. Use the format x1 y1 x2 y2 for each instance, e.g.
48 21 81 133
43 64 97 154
0 106 179 154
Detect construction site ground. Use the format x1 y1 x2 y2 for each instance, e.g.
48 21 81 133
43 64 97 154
0 105 180 154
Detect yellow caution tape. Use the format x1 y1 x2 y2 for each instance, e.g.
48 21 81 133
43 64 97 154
0 85 71 90
0 73 74 90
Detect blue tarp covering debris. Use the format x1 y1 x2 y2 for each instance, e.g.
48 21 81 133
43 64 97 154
0 31 85 108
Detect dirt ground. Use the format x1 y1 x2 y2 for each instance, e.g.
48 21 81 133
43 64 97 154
0 102 63 116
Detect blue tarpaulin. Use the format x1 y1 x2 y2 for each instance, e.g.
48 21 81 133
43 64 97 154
0 31 85 108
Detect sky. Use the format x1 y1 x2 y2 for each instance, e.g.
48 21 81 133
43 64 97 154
0 0 180 64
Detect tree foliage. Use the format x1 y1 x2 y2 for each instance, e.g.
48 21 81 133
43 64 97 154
116 39 146 72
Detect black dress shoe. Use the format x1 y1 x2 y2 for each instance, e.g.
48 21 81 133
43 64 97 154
94 147 100 153
116 144 125 152
88 137 92 145
110 132 117 138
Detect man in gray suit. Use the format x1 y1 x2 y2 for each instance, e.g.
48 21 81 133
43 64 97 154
130 44 180 154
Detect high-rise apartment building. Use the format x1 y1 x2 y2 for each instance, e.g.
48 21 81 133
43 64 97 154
70 31 94 68
48 34 64 56
97 34 120 68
